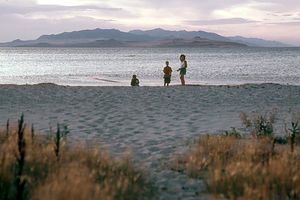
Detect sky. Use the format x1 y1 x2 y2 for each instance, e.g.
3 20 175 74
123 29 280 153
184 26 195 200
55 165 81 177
1 0 300 45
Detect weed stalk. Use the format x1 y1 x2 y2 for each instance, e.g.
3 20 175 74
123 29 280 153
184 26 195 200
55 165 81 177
55 124 61 160
16 114 26 200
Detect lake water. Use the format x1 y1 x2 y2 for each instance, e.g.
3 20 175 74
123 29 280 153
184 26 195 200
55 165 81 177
0 47 300 86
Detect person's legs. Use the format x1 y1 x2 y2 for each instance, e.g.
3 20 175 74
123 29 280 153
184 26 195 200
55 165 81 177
165 78 170 86
180 75 185 85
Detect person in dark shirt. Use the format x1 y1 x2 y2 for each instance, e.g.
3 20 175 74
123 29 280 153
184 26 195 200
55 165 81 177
163 61 172 86
131 74 140 86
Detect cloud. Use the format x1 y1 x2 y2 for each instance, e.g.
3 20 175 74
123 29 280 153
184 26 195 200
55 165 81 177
185 18 259 26
249 0 300 12
0 14 125 42
0 4 137 21
0 0 138 21
0 5 123 15
0 0 300 44
268 21 300 26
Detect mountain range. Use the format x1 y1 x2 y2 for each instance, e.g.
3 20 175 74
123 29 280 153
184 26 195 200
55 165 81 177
5 38 248 48
0 28 291 48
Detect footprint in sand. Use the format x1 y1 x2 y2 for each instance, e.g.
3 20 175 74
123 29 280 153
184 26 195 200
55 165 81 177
125 127 135 131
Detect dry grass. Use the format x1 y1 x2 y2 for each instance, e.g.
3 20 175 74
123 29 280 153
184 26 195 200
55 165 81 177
172 135 300 199
0 116 153 200
239 109 278 138
171 111 300 200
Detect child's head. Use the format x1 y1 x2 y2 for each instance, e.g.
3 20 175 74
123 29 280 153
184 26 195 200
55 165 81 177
132 74 137 79
180 54 186 61
166 61 169 66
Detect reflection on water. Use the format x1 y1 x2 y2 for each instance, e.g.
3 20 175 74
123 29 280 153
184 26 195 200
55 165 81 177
0 47 300 86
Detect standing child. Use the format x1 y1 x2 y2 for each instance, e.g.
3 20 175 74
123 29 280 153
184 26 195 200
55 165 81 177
177 54 187 86
163 61 172 86
131 74 140 86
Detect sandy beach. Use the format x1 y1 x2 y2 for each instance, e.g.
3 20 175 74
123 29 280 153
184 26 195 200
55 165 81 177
0 83 300 199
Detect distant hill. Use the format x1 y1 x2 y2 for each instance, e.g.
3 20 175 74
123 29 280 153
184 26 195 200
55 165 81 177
129 28 229 41
0 28 291 47
130 28 291 47
11 38 247 48
227 36 290 47
37 28 155 43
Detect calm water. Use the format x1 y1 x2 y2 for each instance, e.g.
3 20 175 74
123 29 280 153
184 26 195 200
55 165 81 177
0 47 300 86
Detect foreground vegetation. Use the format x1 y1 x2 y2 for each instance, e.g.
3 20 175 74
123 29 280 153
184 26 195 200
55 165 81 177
0 115 153 200
2 110 300 200
172 110 300 199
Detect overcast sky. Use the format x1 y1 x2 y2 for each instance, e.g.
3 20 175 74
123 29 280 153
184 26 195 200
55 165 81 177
1 0 300 45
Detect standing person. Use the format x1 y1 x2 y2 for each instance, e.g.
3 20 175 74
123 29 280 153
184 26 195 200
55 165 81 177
131 74 139 86
177 54 187 85
163 61 172 86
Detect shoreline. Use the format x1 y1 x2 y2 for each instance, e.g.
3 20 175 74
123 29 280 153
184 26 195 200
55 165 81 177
0 82 299 88
1 46 300 48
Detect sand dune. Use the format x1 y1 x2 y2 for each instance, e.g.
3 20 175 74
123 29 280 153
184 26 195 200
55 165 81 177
0 83 299 199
